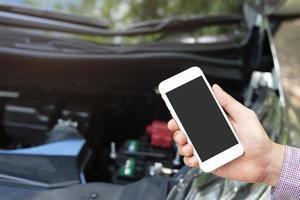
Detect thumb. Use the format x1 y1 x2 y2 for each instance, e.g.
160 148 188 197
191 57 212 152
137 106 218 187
212 84 251 122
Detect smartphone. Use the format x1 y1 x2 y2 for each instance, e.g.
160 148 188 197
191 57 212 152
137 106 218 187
159 67 244 172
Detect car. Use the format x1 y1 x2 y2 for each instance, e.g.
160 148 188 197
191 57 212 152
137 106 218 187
0 0 299 199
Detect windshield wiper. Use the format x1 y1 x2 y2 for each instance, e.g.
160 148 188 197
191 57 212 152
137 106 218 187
0 4 108 28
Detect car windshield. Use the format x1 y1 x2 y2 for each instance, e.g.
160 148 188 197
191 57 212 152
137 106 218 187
0 0 243 45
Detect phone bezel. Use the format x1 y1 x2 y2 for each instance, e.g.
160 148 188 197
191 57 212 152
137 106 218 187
159 66 244 172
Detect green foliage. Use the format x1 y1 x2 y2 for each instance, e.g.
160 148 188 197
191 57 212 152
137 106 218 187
7 0 242 44
20 0 241 27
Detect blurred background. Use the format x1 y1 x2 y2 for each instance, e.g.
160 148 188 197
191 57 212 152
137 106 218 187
0 0 299 199
1 1 298 116
1 0 242 27
0 0 243 43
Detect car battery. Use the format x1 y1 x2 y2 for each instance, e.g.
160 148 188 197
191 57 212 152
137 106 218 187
120 137 175 160
61 98 93 136
3 94 61 143
113 139 178 184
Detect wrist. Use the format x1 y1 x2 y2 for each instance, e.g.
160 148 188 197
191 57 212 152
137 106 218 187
264 142 285 187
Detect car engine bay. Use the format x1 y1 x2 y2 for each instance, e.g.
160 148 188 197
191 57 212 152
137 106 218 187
0 59 248 199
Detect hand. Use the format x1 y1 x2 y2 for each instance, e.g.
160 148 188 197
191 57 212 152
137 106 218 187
168 84 285 186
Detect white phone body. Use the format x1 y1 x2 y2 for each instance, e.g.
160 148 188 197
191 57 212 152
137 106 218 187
159 66 244 172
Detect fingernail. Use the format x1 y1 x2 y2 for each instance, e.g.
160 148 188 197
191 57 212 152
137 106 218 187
213 84 222 91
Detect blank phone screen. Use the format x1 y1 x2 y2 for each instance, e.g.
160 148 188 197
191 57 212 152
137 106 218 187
166 76 238 161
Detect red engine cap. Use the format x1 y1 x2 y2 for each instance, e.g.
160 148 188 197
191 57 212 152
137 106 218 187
146 120 172 148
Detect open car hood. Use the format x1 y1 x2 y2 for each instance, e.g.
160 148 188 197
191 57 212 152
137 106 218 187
245 0 299 15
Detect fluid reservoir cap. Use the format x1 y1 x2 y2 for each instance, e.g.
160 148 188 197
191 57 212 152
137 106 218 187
146 120 172 148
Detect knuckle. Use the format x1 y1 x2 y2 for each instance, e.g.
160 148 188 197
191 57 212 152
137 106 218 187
249 109 256 117
183 157 191 166
173 131 186 144
173 131 180 140
191 158 198 167
247 109 257 118
178 146 186 156
183 159 188 166
182 145 193 156
179 145 191 156
187 145 193 153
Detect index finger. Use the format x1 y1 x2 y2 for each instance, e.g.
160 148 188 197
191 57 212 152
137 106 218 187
167 119 179 131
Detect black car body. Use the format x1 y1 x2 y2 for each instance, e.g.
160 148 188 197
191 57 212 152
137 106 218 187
0 0 299 199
